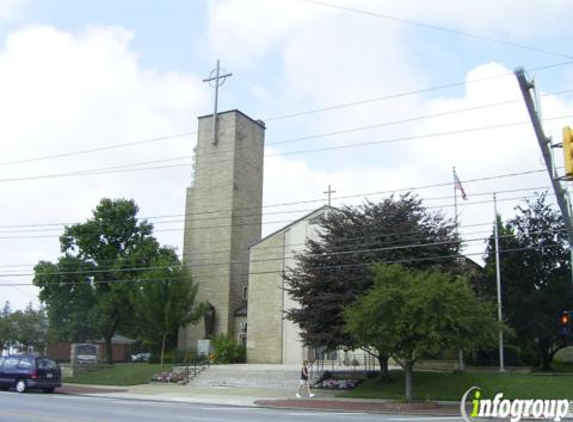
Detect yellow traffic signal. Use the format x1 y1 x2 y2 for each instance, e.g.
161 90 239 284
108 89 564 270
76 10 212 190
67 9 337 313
561 312 570 326
564 126 573 178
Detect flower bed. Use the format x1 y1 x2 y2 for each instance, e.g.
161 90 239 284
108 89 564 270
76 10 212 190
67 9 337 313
150 371 187 384
314 378 361 389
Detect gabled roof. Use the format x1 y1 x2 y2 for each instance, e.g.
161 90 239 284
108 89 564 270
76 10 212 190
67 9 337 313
249 205 335 249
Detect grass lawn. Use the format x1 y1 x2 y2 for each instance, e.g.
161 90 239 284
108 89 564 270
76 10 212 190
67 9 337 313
340 369 573 401
64 363 172 386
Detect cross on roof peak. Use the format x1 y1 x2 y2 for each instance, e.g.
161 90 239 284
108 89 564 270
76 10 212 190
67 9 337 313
323 185 336 206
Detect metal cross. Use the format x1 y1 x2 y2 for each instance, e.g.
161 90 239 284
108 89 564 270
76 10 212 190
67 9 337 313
203 59 232 145
323 185 336 206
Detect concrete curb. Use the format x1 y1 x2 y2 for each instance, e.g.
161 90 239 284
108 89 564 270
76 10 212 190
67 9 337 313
254 399 462 416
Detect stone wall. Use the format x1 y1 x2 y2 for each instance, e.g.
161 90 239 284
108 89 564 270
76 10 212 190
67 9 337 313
246 231 285 363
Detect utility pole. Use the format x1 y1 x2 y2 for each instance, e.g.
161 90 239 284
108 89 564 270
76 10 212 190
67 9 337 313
515 67 573 282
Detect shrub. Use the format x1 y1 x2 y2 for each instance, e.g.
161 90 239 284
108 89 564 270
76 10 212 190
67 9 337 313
211 334 246 364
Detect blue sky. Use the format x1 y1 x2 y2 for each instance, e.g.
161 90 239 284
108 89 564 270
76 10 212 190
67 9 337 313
0 0 572 309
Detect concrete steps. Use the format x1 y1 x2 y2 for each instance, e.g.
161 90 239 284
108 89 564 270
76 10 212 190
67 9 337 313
187 364 308 390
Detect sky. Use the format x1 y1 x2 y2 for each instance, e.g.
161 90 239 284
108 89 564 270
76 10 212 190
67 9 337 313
0 0 572 310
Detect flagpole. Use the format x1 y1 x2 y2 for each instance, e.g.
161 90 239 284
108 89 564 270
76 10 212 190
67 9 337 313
493 193 506 372
453 166 458 229
453 166 465 371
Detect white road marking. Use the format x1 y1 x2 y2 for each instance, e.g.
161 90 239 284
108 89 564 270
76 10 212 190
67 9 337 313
283 411 367 416
390 417 461 421
198 407 263 410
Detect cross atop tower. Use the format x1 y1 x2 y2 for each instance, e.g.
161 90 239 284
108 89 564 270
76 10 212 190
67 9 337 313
203 59 233 145
323 185 336 206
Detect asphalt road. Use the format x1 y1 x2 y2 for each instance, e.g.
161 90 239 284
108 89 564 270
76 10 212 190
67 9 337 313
0 391 465 422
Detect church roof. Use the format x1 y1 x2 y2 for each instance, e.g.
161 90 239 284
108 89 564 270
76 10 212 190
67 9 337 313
249 205 335 249
197 109 266 129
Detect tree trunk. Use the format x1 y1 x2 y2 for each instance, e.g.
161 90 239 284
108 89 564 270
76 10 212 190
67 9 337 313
104 334 113 364
538 339 553 371
160 333 167 368
458 349 466 371
378 355 389 381
404 361 415 402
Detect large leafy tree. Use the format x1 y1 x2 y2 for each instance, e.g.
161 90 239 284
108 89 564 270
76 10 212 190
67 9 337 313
134 247 206 366
345 264 501 402
34 257 97 342
285 194 460 375
34 198 200 364
482 193 572 370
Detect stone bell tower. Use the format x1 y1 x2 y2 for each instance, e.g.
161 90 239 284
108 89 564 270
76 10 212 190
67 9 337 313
178 109 265 350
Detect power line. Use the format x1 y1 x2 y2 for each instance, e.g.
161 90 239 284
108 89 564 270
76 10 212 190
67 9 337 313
1 114 569 185
0 226 489 276
267 89 573 146
1 62 571 168
292 0 573 60
266 116 571 158
0 221 496 271
0 183 552 234
0 185 554 270
264 61 573 121
0 132 197 167
0 189 550 240
1 243 564 287
1 226 565 280
0 173 554 237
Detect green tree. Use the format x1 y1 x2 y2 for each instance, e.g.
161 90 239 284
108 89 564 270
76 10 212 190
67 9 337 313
345 264 501 402
34 198 188 364
35 257 96 342
134 247 205 366
482 193 572 370
285 194 460 377
10 304 48 353
0 301 12 353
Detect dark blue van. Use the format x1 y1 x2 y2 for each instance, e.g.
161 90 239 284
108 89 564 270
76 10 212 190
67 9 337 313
0 355 62 393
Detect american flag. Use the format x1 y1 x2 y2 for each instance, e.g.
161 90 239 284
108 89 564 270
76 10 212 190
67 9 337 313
454 172 467 200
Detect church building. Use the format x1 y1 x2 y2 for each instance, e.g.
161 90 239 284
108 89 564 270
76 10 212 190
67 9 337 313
173 85 350 369
247 206 331 364
178 106 329 364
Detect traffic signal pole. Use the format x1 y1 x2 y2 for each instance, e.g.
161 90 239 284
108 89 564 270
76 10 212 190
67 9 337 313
515 68 573 283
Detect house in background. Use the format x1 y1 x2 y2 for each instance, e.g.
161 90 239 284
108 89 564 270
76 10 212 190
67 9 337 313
47 334 135 363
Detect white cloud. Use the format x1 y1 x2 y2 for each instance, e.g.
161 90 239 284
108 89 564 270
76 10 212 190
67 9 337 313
2 1 572 310
0 0 31 22
380 0 570 40
0 24 208 309
207 0 319 64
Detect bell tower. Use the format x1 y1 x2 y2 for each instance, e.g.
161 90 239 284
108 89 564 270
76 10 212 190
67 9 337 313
178 109 265 349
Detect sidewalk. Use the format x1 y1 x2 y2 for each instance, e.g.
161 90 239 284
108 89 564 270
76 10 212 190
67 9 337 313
60 383 463 416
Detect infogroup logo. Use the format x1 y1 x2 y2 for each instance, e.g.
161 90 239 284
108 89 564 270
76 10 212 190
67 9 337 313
460 386 570 422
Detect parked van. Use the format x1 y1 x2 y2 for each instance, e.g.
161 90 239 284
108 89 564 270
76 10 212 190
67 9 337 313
0 355 62 393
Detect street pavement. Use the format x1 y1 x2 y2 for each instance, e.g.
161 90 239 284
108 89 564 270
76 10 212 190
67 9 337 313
0 391 466 422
